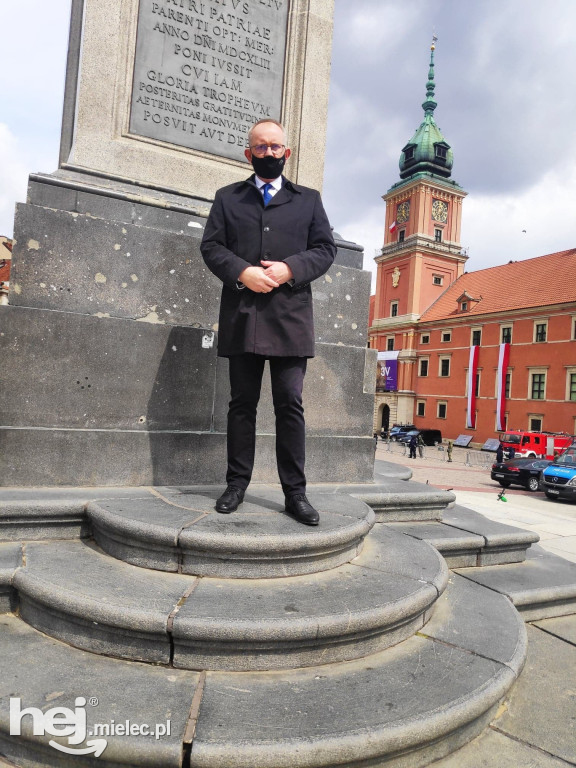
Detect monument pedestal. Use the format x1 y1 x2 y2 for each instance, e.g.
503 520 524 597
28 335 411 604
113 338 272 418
1 171 375 486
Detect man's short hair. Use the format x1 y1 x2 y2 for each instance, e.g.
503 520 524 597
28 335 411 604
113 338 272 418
248 119 286 145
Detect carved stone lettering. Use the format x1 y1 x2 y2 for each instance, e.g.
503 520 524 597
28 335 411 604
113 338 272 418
129 0 289 161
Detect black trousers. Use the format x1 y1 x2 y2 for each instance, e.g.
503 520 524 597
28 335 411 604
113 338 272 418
226 354 307 497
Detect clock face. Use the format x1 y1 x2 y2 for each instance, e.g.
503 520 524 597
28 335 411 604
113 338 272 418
432 199 448 223
397 201 410 224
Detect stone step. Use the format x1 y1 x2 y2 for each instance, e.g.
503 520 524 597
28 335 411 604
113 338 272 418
0 544 20 613
306 480 456 523
386 505 539 568
11 527 448 672
87 490 374 579
0 574 526 768
455 544 576 621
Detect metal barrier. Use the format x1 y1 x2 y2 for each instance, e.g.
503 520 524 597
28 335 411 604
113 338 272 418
377 439 495 468
464 451 494 469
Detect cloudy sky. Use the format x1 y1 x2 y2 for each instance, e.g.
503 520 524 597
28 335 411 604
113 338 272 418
2 1 576 288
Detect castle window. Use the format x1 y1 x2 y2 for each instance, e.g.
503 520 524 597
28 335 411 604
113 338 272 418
501 326 512 344
437 402 447 419
461 301 468 312
433 274 443 286
421 334 430 344
419 358 429 377
439 357 451 377
530 372 546 400
434 229 442 242
471 328 482 346
387 337 395 351
398 230 405 243
404 146 415 161
442 331 451 342
417 401 426 417
390 301 398 318
534 322 547 343
435 145 448 160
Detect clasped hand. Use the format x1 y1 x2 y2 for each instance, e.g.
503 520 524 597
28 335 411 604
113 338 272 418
238 261 293 293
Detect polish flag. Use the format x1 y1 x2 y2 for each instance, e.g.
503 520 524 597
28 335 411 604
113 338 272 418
466 345 479 429
496 343 510 431
389 221 397 233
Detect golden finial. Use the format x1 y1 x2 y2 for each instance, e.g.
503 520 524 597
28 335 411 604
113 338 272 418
431 33 438 51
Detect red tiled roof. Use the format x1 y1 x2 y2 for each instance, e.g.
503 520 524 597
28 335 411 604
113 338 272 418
421 248 576 322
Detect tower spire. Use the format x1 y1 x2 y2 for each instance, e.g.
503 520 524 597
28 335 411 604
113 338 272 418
397 34 456 181
423 35 438 117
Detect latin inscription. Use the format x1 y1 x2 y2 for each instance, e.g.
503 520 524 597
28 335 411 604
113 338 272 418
129 0 289 161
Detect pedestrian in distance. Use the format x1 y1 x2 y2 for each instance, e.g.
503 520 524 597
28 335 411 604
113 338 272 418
417 433 425 458
201 119 336 526
446 440 453 462
409 434 418 459
496 442 504 463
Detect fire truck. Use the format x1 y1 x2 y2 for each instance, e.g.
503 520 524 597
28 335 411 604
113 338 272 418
499 430 574 459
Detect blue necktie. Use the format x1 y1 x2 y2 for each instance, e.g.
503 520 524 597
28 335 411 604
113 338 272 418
262 183 273 206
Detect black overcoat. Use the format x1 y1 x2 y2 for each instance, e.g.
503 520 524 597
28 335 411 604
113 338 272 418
200 175 336 358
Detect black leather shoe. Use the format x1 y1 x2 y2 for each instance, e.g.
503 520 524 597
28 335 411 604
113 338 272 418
215 486 245 513
285 494 319 526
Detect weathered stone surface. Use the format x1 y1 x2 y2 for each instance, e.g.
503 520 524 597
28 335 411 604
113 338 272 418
0 614 199 767
0 428 374 487
172 526 442 670
430 728 570 768
191 635 516 768
0 305 217 431
333 233 364 270
455 545 576 620
15 541 193 664
533 613 576 644
386 521 484 568
0 500 89 542
358 524 449 593
0 544 21 613
421 574 527 673
88 491 374 579
10 202 218 327
493 623 576 765
312 266 371 347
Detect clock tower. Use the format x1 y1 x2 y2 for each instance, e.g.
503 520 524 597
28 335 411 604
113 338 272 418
370 39 468 429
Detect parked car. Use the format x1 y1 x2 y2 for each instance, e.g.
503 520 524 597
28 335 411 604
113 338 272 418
389 425 416 441
398 429 442 447
540 444 576 501
491 458 553 492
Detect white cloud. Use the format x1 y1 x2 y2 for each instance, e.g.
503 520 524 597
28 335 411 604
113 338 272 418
0 125 31 237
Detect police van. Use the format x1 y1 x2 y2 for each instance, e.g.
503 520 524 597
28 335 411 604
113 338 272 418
541 442 576 501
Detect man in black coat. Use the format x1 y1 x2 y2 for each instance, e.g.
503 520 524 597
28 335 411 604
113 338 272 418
201 119 336 525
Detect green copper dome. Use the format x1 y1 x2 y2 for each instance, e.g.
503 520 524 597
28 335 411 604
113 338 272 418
399 42 454 180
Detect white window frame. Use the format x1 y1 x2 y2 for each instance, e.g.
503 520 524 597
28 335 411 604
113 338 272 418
528 368 547 400
390 301 399 318
533 320 548 343
566 367 576 401
416 400 426 417
441 330 452 343
439 356 451 378
437 401 447 419
419 357 430 377
500 324 513 344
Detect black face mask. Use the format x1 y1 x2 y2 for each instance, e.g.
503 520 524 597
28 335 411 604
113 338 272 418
250 153 286 180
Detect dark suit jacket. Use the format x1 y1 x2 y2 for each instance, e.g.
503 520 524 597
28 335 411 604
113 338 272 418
201 175 336 358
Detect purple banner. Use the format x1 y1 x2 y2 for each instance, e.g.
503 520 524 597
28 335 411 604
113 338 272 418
377 352 398 391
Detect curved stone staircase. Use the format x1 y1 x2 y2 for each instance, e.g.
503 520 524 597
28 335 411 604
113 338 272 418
0 483 535 768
